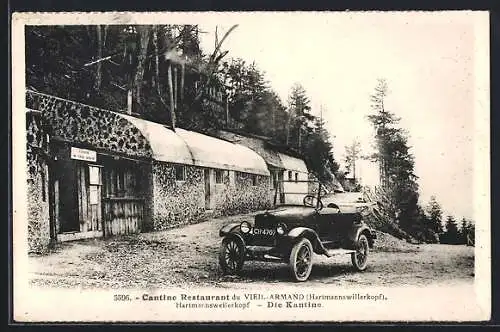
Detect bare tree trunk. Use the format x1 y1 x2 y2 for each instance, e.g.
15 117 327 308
94 25 103 91
180 62 185 103
298 126 302 149
173 66 178 111
127 89 133 114
286 114 292 145
353 160 356 182
103 25 108 47
225 95 229 128
167 63 176 129
133 26 151 106
271 104 276 137
153 26 160 95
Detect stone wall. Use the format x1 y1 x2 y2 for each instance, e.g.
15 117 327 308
150 161 205 230
212 171 272 216
150 162 272 230
26 111 51 253
27 91 152 159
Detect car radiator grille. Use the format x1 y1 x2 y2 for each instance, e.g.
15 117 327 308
251 236 276 247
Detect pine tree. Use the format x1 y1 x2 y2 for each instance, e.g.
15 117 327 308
367 78 421 239
367 78 401 188
443 215 459 244
344 139 362 191
427 196 444 235
286 83 313 149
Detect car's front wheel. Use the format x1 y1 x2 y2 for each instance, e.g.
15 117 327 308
289 238 313 282
351 234 369 271
219 237 245 275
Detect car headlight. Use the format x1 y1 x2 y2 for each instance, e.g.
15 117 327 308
276 223 287 235
240 221 251 234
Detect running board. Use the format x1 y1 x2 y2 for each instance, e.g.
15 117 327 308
325 248 356 257
263 254 282 261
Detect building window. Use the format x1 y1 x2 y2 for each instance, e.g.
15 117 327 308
104 165 139 198
89 165 101 185
215 169 224 184
295 172 299 182
252 175 258 186
175 165 186 181
288 171 293 181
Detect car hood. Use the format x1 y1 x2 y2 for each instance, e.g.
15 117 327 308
255 206 317 227
266 206 317 218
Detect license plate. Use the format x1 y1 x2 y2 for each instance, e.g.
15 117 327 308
253 228 276 236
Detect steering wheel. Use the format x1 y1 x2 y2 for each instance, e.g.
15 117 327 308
327 203 341 213
303 195 324 210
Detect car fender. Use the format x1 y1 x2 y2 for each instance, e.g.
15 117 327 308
285 227 328 255
347 224 376 249
219 222 242 237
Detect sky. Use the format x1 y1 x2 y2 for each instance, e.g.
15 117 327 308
195 11 488 220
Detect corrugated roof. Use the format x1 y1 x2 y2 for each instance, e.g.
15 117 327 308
215 130 284 168
119 113 193 165
278 153 308 173
116 114 269 176
175 129 269 176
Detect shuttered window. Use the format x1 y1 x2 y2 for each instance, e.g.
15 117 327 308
252 174 258 186
215 170 224 184
175 165 186 181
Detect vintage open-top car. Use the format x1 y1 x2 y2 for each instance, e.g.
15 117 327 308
218 181 377 282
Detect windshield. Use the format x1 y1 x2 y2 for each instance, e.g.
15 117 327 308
323 192 366 203
273 179 323 208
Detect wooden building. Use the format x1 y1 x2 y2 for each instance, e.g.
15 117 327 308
25 91 271 251
277 152 310 205
213 130 310 205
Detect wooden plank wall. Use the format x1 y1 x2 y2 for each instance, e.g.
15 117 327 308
102 163 143 236
103 198 143 236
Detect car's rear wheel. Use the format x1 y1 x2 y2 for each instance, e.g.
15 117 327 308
219 237 245 275
351 234 369 271
289 238 313 282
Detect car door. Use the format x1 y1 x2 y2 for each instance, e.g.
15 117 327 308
316 208 342 247
330 213 360 246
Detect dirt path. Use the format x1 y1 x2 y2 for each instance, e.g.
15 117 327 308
28 213 474 289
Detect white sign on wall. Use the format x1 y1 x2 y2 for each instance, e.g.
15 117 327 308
70 147 97 162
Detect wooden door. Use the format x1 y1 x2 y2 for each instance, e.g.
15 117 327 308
204 168 211 209
58 159 79 233
102 163 144 236
278 171 285 204
76 164 103 234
